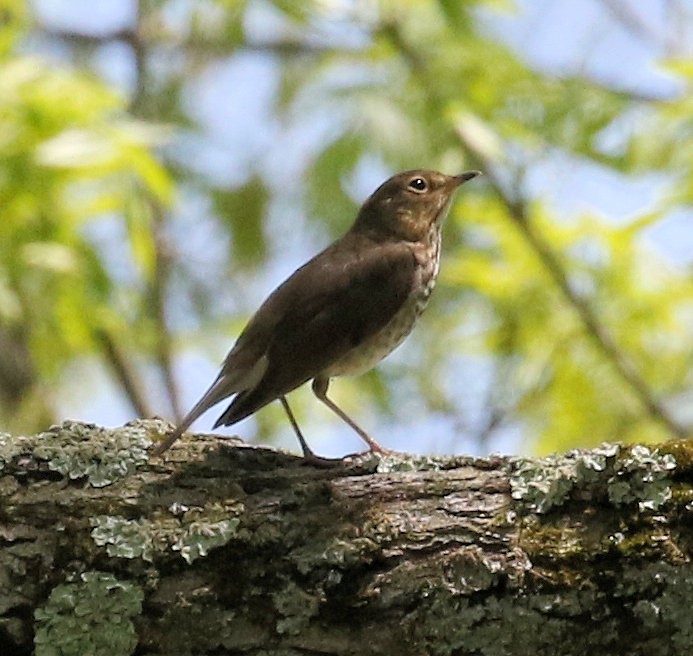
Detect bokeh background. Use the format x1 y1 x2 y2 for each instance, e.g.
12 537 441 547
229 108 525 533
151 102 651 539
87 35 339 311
3 0 693 456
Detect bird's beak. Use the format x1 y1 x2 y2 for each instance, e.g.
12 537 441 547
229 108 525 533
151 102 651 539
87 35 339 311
454 170 482 186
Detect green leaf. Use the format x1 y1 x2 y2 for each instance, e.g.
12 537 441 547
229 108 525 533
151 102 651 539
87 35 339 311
307 135 362 232
213 177 269 267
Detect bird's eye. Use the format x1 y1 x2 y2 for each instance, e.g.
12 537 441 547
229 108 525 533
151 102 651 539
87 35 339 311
407 177 428 193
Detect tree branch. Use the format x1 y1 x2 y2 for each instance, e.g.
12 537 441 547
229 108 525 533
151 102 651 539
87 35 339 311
0 420 690 655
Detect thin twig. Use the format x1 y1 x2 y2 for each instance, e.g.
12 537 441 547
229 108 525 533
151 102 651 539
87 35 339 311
128 1 183 422
38 27 334 58
93 328 153 418
149 203 184 422
600 0 662 44
53 2 183 422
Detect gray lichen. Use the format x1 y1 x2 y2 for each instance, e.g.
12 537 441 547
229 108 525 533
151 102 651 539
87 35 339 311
90 502 242 564
30 419 153 487
0 431 32 471
174 515 241 563
607 444 676 511
375 453 447 473
34 571 143 656
509 443 676 514
372 451 476 473
90 516 162 561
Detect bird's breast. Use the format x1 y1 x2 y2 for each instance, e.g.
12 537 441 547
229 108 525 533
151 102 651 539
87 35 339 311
323 231 442 378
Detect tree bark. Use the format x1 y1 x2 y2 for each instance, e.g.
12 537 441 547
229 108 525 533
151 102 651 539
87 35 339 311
1 419 692 655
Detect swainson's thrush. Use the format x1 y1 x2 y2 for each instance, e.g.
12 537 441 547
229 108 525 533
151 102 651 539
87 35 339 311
153 169 480 458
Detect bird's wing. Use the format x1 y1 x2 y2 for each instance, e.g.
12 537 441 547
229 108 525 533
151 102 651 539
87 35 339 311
214 235 419 426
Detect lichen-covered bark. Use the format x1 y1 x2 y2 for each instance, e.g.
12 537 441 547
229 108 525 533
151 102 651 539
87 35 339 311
1 420 692 655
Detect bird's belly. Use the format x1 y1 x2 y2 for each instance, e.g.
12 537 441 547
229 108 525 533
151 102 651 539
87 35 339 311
324 287 432 378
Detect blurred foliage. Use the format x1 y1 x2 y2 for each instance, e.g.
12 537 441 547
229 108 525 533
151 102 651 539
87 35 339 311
0 13 172 429
2 0 693 453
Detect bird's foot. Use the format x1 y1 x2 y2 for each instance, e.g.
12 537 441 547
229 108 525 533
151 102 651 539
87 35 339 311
299 450 349 468
300 446 402 469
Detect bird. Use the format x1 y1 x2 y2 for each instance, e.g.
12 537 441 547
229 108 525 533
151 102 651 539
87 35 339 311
152 169 480 459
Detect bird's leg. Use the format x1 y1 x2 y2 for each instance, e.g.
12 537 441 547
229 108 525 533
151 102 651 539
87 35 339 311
311 377 388 453
279 395 344 466
279 395 313 456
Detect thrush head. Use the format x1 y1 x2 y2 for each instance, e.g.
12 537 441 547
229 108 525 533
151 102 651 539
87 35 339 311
353 170 480 242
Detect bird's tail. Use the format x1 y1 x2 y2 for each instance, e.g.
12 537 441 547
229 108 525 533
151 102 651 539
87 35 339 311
151 373 236 456
212 388 261 428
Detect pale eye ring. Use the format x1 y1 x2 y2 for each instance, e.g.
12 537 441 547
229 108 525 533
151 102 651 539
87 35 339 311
408 177 428 193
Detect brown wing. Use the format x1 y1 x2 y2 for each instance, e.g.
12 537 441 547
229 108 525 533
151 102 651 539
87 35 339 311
214 232 418 427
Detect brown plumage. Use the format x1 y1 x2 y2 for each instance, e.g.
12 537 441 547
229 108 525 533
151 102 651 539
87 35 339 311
152 169 480 458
